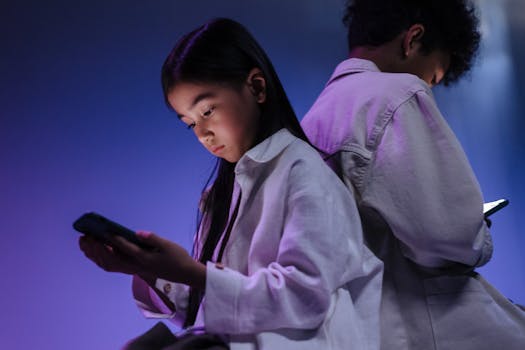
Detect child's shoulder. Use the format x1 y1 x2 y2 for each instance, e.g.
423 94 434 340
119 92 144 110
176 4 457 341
353 70 430 103
283 136 332 173
240 129 327 175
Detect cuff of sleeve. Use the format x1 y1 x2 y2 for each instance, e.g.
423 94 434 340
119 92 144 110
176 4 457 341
151 279 178 316
203 261 245 333
131 276 184 325
132 276 170 318
154 279 177 305
153 278 190 326
474 225 493 267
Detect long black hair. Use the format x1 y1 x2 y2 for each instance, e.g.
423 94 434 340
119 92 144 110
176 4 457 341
161 18 310 326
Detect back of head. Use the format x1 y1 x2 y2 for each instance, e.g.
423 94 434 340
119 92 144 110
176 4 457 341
343 0 481 85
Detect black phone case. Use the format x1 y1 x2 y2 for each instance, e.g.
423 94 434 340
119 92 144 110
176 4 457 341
73 212 150 249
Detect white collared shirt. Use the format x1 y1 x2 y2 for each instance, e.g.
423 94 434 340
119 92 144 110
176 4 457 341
301 59 502 350
302 58 492 269
133 129 382 350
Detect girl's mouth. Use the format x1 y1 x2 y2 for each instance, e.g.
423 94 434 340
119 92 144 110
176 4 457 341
211 145 224 154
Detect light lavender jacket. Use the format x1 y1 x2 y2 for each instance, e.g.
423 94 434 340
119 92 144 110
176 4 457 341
133 129 383 350
302 58 525 350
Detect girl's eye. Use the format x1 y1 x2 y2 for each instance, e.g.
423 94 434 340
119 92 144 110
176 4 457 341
202 106 215 119
186 122 196 130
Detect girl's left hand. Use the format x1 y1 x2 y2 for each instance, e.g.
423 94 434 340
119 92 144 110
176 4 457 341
105 231 206 289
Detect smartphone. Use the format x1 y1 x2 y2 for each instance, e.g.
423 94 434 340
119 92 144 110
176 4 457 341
73 212 151 249
483 199 509 218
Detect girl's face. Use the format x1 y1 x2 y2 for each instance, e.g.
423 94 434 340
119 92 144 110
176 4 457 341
167 72 265 163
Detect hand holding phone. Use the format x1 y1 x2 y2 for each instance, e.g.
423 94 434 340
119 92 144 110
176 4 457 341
73 212 152 250
75 213 205 288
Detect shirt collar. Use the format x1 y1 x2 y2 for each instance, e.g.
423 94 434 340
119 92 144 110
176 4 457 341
235 128 294 174
326 58 380 85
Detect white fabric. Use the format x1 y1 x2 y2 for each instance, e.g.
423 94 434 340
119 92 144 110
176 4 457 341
133 129 383 350
301 58 525 350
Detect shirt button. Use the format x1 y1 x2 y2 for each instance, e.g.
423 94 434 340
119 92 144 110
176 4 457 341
215 263 224 270
163 283 172 294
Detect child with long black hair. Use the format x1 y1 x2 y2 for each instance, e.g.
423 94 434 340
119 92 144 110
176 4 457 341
79 18 382 350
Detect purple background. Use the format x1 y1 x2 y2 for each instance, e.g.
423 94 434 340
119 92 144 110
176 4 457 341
1 0 524 349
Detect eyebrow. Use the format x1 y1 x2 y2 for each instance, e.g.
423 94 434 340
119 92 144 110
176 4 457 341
177 91 216 119
191 92 215 108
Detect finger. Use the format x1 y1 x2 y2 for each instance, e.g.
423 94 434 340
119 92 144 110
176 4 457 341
81 240 112 268
78 235 88 251
136 230 169 249
107 235 144 256
87 241 135 273
95 245 125 272
79 235 103 257
78 234 96 250
84 239 111 261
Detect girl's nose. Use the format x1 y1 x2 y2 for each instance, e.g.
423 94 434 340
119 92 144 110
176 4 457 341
194 123 213 144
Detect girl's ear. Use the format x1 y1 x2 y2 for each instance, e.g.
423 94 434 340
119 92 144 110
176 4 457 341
402 24 425 57
246 68 267 103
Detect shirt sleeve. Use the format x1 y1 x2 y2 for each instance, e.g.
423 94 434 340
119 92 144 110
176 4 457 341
360 90 492 268
131 276 189 327
131 191 213 327
203 159 366 334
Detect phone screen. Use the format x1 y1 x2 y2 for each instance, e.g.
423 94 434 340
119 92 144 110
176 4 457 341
483 199 509 217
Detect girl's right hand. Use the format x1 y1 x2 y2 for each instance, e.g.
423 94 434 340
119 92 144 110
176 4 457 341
78 235 141 276
108 231 206 290
79 232 206 290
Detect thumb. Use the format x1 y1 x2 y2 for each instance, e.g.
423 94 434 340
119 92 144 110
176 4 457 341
136 230 167 247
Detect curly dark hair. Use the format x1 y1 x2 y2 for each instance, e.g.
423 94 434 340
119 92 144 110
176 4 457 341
343 0 481 85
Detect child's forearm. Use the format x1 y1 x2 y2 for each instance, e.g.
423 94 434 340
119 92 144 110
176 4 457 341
184 260 206 290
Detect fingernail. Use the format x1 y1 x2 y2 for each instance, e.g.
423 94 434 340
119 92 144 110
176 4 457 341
137 231 151 238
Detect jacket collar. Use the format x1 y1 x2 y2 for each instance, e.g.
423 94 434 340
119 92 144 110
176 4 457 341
326 58 380 85
235 128 294 174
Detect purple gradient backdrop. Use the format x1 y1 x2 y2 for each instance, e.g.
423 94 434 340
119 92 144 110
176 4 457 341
1 0 523 349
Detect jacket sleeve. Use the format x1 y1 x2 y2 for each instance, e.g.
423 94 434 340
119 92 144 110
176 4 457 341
360 89 492 268
132 275 188 327
131 189 214 327
203 159 366 334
